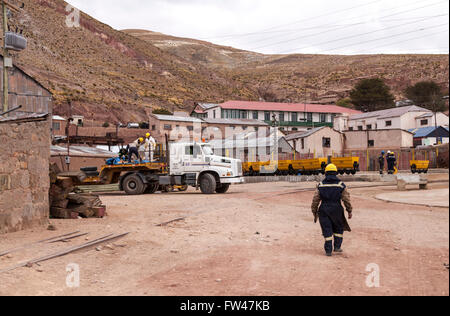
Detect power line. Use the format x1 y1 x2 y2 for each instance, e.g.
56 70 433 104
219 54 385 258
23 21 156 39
200 0 384 42
352 28 449 54
308 22 449 55
252 0 448 51
275 14 448 54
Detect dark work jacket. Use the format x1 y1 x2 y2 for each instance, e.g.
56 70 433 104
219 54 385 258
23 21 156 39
318 175 351 232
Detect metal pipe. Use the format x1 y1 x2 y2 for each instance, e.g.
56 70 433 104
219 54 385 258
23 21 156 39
0 104 20 116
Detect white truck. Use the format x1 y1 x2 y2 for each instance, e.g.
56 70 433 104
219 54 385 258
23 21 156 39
117 141 244 195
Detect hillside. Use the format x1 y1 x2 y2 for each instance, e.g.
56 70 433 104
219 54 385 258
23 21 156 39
125 30 449 104
5 1 449 124
8 0 257 123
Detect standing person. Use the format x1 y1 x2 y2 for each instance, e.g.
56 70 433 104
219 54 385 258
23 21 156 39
386 151 397 174
311 164 353 257
379 151 386 175
127 138 144 163
145 132 157 162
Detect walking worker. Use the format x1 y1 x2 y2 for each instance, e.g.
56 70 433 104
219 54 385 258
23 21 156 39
145 132 157 162
386 151 397 174
311 164 353 257
379 151 386 175
127 138 144 163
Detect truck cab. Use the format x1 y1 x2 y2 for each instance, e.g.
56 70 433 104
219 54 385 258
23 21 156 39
167 142 244 194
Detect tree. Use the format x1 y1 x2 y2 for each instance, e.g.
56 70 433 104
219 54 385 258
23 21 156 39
349 78 395 112
336 97 353 109
405 81 447 144
102 122 110 128
405 81 446 113
152 108 173 115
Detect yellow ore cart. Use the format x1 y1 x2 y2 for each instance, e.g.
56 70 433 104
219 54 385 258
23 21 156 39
410 160 430 174
331 157 360 175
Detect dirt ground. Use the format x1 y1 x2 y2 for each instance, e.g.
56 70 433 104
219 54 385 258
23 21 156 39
0 179 448 296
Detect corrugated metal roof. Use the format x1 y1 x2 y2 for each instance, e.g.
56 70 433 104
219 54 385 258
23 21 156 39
51 145 116 157
0 112 48 123
219 100 361 114
350 106 430 120
284 126 328 141
408 126 450 138
52 115 66 121
153 114 203 123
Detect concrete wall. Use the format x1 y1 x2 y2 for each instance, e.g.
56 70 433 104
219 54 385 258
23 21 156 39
0 119 51 234
344 129 413 150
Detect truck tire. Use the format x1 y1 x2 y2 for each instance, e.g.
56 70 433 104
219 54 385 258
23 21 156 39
123 174 145 195
216 183 230 194
200 173 217 194
145 183 159 194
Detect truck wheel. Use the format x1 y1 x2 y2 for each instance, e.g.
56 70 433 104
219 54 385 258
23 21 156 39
145 183 159 194
200 173 217 194
123 174 145 195
216 183 230 194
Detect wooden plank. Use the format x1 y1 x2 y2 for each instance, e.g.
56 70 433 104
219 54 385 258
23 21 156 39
48 233 89 243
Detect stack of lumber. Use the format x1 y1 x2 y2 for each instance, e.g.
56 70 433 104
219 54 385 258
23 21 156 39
49 164 106 219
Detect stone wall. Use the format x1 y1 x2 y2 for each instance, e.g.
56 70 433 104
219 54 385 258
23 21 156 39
0 119 51 234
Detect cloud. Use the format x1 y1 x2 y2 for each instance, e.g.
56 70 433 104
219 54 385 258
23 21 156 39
67 0 449 55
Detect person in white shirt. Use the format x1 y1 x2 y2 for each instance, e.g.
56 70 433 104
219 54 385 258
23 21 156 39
145 132 157 162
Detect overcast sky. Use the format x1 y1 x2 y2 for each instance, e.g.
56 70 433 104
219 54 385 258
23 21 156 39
67 0 449 55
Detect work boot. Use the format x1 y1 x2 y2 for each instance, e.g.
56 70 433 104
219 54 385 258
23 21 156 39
334 248 343 253
326 253 332 257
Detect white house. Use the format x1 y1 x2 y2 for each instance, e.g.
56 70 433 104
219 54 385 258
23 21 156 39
334 106 449 132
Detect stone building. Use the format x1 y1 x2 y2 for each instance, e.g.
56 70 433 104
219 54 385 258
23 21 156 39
0 58 52 234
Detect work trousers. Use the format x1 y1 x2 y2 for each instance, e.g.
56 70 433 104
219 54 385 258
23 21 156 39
319 214 344 254
128 147 140 163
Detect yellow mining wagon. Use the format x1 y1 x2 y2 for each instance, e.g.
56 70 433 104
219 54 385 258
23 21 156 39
293 158 328 175
331 157 360 175
410 160 430 174
242 161 270 176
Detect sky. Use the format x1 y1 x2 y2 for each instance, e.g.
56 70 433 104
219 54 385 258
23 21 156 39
67 0 449 55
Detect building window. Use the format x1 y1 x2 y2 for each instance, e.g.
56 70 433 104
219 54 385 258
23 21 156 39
164 124 172 130
292 112 298 122
421 119 428 126
253 111 258 120
358 126 363 131
292 128 298 131
52 122 61 131
368 140 375 147
320 114 327 123
254 127 259 132
240 110 248 119
307 113 313 122
152 125 156 131
367 124 372 130
385 121 392 127
187 126 194 131
213 110 216 119
279 112 285 122
323 137 331 148
301 138 305 149
264 112 271 121
349 127 354 131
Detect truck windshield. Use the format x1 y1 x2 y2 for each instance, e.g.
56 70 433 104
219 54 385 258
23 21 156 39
202 145 214 156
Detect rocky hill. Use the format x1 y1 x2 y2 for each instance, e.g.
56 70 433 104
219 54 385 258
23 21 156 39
6 0 449 124
126 30 449 105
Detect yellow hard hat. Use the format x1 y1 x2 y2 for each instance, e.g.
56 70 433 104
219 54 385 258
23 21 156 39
139 138 144 143
146 133 151 138
325 164 338 173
